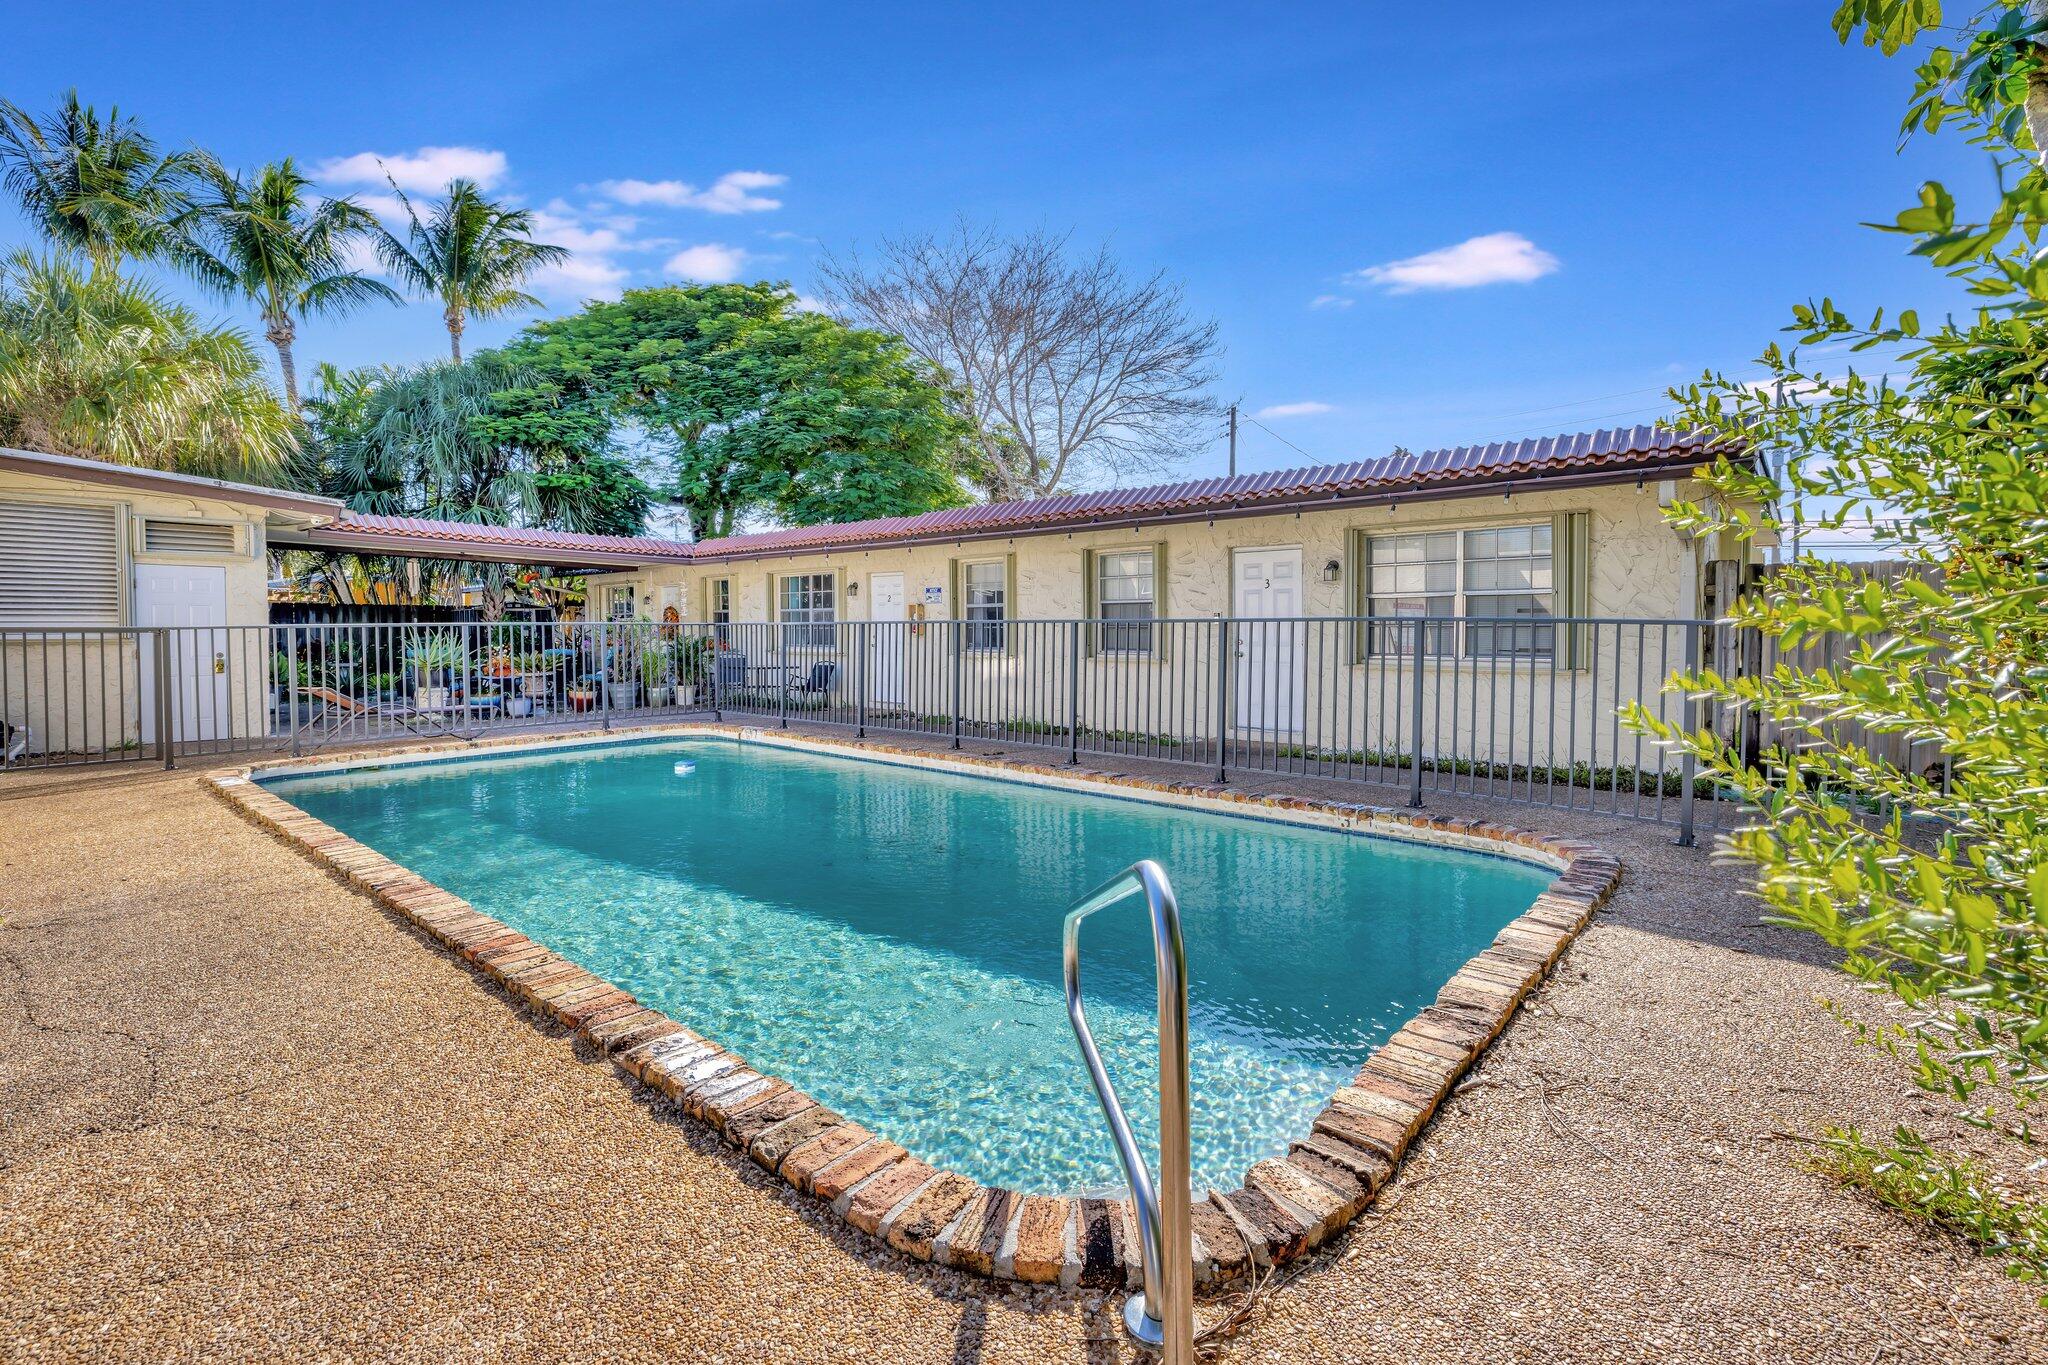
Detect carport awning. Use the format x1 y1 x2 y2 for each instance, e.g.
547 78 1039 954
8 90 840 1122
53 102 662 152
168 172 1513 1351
270 512 695 571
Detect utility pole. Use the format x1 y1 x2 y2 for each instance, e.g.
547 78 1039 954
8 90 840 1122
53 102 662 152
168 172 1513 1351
1226 403 1238 477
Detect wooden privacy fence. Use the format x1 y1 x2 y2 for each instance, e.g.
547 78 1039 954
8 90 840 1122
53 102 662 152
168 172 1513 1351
1734 560 1951 782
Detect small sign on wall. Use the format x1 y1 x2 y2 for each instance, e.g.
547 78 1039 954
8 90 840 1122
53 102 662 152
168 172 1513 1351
923 585 944 605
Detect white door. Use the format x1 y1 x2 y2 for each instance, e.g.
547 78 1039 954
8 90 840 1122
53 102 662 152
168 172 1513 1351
135 564 230 744
1232 547 1304 734
868 572 907 708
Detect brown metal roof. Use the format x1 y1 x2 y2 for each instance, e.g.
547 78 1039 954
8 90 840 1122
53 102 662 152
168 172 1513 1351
273 512 699 569
681 424 1735 562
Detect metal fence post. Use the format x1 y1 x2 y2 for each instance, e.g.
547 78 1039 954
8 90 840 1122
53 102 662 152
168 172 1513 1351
950 618 964 749
855 621 868 738
1068 619 1082 764
1677 620 1700 846
778 622 790 729
597 619 611 732
1408 617 1426 808
710 627 723 723
155 629 175 769
287 625 302 758
1214 617 1230 784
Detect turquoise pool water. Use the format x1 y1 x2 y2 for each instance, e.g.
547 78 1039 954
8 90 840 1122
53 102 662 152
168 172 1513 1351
266 737 1553 1192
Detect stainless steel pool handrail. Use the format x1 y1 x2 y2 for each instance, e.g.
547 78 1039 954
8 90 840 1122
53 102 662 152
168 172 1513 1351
1062 859 1193 1363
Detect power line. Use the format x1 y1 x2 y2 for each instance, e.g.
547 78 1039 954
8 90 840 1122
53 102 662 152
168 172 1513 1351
1240 412 1324 465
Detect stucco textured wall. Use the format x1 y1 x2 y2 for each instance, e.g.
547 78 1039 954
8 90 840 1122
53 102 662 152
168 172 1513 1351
3 468 276 750
589 480 1707 771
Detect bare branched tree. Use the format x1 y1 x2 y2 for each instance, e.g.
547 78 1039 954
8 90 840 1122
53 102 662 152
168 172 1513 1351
822 221 1221 500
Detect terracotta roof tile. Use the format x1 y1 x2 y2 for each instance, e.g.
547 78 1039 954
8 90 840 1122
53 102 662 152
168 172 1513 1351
283 424 1732 566
323 513 697 563
683 424 1733 561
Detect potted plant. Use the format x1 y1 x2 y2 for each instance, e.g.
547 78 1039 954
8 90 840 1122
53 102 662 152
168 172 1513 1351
606 639 641 709
675 635 713 706
404 631 462 709
271 649 317 721
639 640 674 708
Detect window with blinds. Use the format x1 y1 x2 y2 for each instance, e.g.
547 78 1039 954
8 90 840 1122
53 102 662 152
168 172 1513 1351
142 518 238 555
0 501 122 626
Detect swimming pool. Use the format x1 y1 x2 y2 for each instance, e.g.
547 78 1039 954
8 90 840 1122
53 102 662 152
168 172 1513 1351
266 736 1555 1193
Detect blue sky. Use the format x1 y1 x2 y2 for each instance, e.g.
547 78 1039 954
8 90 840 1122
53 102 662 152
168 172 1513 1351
3 1 1973 530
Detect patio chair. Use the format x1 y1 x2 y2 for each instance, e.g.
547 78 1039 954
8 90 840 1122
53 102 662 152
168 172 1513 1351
3 720 27 766
789 661 839 699
293 685 456 749
714 651 749 696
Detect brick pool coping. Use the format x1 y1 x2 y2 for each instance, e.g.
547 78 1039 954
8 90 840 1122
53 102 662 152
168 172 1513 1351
206 723 1621 1291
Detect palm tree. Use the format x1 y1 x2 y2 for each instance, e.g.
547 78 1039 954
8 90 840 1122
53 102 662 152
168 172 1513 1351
0 92 195 273
0 250 296 481
311 353 640 615
173 157 402 407
373 178 566 362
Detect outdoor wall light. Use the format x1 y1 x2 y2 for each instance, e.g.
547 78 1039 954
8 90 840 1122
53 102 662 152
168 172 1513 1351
846 580 860 597
1321 559 1342 582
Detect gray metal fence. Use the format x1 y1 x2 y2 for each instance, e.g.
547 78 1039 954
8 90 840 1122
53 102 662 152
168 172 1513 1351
0 619 720 770
704 616 1726 837
2 615 1734 838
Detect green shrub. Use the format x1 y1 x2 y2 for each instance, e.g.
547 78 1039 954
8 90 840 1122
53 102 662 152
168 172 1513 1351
1630 0 2048 1298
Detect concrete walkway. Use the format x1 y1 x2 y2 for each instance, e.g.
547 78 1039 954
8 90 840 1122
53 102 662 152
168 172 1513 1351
0 737 2037 1362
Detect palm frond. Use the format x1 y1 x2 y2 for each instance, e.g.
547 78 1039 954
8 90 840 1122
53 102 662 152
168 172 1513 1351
0 248 296 480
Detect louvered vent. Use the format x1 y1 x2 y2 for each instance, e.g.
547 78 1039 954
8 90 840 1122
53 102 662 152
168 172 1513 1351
0 501 121 626
143 519 238 555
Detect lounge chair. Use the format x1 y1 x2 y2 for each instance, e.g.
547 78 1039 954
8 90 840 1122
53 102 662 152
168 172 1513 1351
3 720 27 765
293 686 457 749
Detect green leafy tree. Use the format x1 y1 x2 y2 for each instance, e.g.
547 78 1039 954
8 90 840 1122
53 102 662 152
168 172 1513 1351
510 282 969 538
714 310 970 525
372 178 567 362
1635 1 2048 1296
0 249 294 481
173 157 400 407
0 91 195 273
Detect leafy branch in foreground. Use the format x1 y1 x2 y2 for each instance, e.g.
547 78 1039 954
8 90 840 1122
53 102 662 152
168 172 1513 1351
1627 0 2048 1296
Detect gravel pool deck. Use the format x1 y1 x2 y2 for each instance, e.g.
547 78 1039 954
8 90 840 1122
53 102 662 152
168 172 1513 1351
2 728 2040 1363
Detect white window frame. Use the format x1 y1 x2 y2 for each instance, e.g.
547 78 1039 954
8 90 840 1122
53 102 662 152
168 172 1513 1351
1095 549 1156 655
778 572 837 648
604 584 637 621
1365 522 1555 659
962 559 1007 652
705 577 732 644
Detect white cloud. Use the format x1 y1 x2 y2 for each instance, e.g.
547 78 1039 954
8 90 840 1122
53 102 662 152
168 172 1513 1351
599 179 690 207
599 170 786 214
665 243 749 282
345 192 411 223
1254 401 1336 419
316 146 509 193
789 293 831 314
522 202 679 301
1308 293 1354 310
531 253 629 302
338 235 388 278
1348 232 1559 294
531 207 631 256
